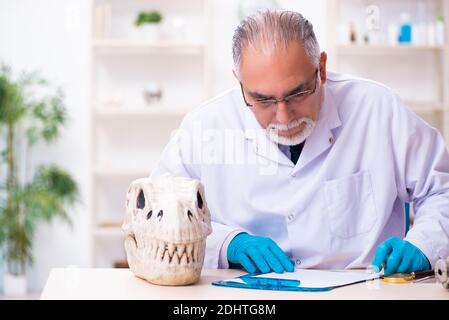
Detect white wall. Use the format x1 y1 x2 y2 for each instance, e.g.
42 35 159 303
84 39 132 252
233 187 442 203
0 0 92 292
0 0 327 292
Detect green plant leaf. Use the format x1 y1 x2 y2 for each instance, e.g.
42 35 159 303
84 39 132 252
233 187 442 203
0 74 27 125
26 127 39 145
17 69 48 88
0 184 32 274
33 165 79 202
134 10 162 26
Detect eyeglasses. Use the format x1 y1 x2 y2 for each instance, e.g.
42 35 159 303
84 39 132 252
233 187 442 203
239 69 319 110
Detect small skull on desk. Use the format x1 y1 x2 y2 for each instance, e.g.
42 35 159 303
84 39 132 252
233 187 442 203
122 174 212 286
435 257 449 290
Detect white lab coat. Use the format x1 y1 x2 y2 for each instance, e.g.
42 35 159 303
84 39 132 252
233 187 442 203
151 72 449 270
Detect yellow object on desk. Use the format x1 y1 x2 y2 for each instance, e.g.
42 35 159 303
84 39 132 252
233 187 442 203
382 270 435 283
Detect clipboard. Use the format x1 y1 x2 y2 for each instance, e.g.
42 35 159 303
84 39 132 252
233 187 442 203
211 269 381 292
212 274 330 292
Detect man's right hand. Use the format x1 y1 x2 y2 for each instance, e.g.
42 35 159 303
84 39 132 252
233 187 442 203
227 233 295 274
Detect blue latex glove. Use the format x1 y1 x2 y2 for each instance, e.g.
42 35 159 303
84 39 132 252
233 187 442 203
372 237 430 275
227 233 295 274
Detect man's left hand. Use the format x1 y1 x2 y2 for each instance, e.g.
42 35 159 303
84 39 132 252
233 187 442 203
372 237 430 275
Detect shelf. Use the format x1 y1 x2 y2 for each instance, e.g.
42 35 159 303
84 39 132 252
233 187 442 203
90 0 212 267
94 106 190 117
336 44 444 55
0 292 41 300
93 224 123 237
93 168 150 177
328 0 449 149
93 39 205 55
406 101 444 113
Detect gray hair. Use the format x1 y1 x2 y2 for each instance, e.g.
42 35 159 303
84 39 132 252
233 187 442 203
232 10 321 76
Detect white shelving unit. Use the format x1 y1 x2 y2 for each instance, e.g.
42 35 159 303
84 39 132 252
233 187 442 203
327 0 449 146
93 39 205 55
90 0 211 267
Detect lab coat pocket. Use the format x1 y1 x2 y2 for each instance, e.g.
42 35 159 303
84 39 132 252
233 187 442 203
324 171 378 239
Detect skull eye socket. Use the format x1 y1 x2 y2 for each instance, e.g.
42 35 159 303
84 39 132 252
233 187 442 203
157 210 163 221
137 189 145 209
197 191 203 209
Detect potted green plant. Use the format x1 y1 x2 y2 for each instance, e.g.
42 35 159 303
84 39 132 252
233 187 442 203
134 10 163 41
0 64 79 296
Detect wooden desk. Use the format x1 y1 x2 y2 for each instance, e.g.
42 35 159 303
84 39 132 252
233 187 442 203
40 268 448 300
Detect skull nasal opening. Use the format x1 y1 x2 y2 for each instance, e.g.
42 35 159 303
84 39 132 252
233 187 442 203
187 210 193 222
157 210 163 221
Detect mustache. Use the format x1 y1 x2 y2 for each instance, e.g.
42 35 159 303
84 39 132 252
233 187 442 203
268 118 314 131
266 117 316 146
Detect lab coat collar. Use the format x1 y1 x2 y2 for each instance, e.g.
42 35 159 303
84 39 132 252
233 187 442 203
240 83 342 169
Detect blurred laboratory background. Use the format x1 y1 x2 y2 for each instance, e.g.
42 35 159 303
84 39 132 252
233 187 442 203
0 0 448 297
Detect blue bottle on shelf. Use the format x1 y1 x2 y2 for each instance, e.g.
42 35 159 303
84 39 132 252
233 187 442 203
399 13 412 43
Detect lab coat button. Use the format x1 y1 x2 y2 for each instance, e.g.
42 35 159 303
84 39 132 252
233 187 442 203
329 137 334 144
295 259 301 266
288 214 294 221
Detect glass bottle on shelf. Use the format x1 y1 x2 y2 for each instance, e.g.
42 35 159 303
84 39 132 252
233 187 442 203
349 23 357 44
399 13 412 44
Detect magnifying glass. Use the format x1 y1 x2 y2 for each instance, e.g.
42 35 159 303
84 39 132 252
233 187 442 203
382 270 435 283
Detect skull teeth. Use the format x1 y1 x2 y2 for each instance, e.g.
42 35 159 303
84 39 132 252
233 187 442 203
187 244 194 263
150 240 200 265
162 250 170 264
172 252 180 265
180 253 188 265
156 244 164 261
193 242 198 262
168 243 176 257
177 244 186 257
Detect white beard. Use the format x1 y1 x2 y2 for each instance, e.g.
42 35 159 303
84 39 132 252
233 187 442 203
266 117 316 146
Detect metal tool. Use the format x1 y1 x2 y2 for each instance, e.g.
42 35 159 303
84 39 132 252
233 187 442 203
382 270 435 283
